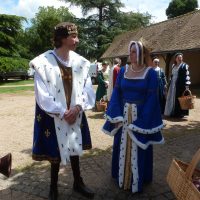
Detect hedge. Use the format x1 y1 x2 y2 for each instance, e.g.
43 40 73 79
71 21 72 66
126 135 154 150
0 56 29 73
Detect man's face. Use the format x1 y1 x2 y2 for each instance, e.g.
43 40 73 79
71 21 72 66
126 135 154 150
62 33 79 51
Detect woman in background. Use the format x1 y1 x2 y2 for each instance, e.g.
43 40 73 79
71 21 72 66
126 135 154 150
96 61 108 102
164 53 191 118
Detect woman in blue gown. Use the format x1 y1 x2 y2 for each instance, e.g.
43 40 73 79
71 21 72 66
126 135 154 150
102 41 164 193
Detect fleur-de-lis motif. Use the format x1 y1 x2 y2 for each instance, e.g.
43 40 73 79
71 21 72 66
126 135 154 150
45 129 51 138
37 114 42 122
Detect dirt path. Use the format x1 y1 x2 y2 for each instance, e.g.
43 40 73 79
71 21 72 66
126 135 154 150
0 91 199 169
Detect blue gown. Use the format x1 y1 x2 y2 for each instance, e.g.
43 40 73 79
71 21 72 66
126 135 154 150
102 66 164 193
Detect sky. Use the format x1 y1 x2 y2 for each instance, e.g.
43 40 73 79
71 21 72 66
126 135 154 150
1 0 200 26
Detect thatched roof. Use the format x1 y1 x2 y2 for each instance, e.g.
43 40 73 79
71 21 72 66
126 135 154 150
101 10 200 59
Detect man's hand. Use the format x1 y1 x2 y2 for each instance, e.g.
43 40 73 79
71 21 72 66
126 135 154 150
64 106 81 125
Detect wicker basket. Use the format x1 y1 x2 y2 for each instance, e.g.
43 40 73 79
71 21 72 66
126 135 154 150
178 89 196 110
167 148 200 200
96 100 107 112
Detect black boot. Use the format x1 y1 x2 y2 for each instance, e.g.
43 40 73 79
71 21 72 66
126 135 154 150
70 156 94 199
0 153 12 178
49 163 60 200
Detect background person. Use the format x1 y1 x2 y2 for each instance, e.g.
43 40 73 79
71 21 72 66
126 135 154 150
164 52 191 118
95 61 108 102
152 57 167 114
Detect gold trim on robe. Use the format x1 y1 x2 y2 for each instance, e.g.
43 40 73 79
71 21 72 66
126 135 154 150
123 104 133 190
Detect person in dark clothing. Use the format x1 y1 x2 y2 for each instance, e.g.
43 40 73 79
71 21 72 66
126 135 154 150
152 57 167 114
96 61 108 102
164 53 191 118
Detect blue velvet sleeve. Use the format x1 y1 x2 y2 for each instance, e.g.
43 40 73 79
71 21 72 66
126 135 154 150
129 69 164 134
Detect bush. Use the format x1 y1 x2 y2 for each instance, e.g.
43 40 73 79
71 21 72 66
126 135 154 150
0 56 29 73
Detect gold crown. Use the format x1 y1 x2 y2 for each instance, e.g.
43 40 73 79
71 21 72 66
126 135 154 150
66 24 78 34
54 23 78 35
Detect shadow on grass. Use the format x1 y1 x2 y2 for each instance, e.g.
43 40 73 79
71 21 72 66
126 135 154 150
0 86 34 94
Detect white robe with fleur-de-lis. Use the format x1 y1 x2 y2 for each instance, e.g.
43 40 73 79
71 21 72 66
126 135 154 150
30 50 95 165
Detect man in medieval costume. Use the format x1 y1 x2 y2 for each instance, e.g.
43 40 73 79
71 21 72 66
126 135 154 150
30 22 95 200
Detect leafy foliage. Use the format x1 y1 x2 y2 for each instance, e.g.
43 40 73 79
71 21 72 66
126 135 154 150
166 0 198 19
0 3 152 65
62 0 151 59
0 14 30 75
0 14 26 57
119 12 151 31
0 57 29 73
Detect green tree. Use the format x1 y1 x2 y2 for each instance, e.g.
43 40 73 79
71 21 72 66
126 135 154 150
0 14 30 76
61 0 151 59
0 14 26 57
25 6 75 57
62 0 124 59
119 12 151 31
166 0 198 19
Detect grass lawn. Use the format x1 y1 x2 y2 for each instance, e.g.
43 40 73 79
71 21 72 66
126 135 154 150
0 86 34 93
0 79 34 86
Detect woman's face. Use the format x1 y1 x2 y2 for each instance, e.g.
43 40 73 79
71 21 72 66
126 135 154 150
175 55 183 63
153 60 159 67
129 44 137 64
